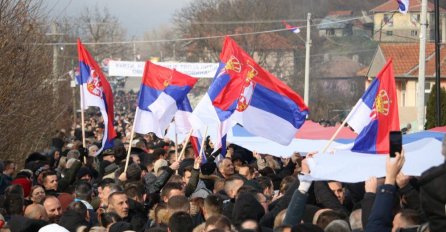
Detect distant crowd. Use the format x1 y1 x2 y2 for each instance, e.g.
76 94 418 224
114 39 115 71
0 91 445 232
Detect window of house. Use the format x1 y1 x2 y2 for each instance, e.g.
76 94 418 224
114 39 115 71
411 30 418 36
386 31 393 36
424 82 432 105
384 14 393 26
326 29 335 36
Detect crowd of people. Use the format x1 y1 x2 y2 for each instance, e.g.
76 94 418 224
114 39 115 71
0 91 445 232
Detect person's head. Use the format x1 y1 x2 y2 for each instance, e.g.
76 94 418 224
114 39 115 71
273 209 287 229
43 195 62 223
126 163 142 182
327 181 345 204
88 145 99 156
324 220 351 232
256 176 274 198
203 195 223 219
42 170 58 191
182 166 194 185
316 210 344 230
131 154 141 165
240 219 260 232
279 176 297 195
107 191 129 219
168 211 194 232
125 182 146 204
102 149 116 163
30 185 46 204
99 183 123 207
205 214 232 232
167 195 190 215
99 212 120 229
75 181 93 201
24 203 49 221
392 209 421 232
238 165 254 180
218 158 234 179
349 209 362 231
76 167 93 182
224 175 244 199
4 185 25 215
3 160 16 176
256 192 269 214
161 182 184 203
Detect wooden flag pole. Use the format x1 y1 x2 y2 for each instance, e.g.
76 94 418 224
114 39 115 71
79 85 87 164
177 129 193 161
124 108 138 173
321 117 349 154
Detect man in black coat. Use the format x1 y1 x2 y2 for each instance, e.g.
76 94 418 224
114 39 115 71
419 136 446 232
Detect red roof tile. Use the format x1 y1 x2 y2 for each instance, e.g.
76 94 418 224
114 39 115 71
379 43 446 77
371 0 445 13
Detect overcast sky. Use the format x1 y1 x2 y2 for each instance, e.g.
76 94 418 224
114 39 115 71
43 0 192 37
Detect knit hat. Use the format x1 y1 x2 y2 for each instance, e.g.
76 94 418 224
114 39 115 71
11 177 32 197
76 167 93 180
201 161 216 175
58 193 74 212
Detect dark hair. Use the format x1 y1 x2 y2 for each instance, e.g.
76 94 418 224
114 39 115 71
204 195 223 216
125 182 145 200
42 170 57 182
398 209 421 226
99 212 120 228
99 178 116 189
67 201 88 218
168 211 194 232
316 210 346 230
160 182 183 200
279 176 296 194
167 195 190 214
4 185 25 215
75 181 92 201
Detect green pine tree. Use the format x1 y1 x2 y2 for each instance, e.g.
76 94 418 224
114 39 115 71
425 84 446 129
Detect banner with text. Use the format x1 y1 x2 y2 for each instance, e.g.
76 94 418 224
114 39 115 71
109 61 219 78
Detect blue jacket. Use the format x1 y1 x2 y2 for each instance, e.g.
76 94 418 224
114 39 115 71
365 184 396 232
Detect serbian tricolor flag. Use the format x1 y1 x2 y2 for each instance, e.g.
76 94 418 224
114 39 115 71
134 61 198 138
282 20 300 34
192 36 308 150
345 59 399 154
175 97 206 163
77 39 117 155
396 0 409 14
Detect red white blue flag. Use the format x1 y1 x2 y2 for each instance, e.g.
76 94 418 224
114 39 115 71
397 0 409 14
345 59 400 154
77 39 117 155
282 20 300 34
192 36 308 150
134 61 197 138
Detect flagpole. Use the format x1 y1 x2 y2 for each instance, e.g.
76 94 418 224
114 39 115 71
79 85 87 164
124 108 138 173
198 126 209 160
178 129 193 161
175 127 178 162
321 111 355 153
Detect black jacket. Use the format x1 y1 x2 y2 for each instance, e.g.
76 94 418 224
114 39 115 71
419 162 446 232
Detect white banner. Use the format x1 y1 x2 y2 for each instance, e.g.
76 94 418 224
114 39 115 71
108 61 219 78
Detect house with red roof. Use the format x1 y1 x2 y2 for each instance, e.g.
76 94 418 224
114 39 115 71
370 0 446 42
359 43 446 126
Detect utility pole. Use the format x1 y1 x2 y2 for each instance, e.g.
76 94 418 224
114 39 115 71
434 0 441 126
133 41 137 61
417 0 428 131
47 22 63 104
304 12 312 107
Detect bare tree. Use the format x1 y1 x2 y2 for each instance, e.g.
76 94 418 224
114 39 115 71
0 0 71 163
